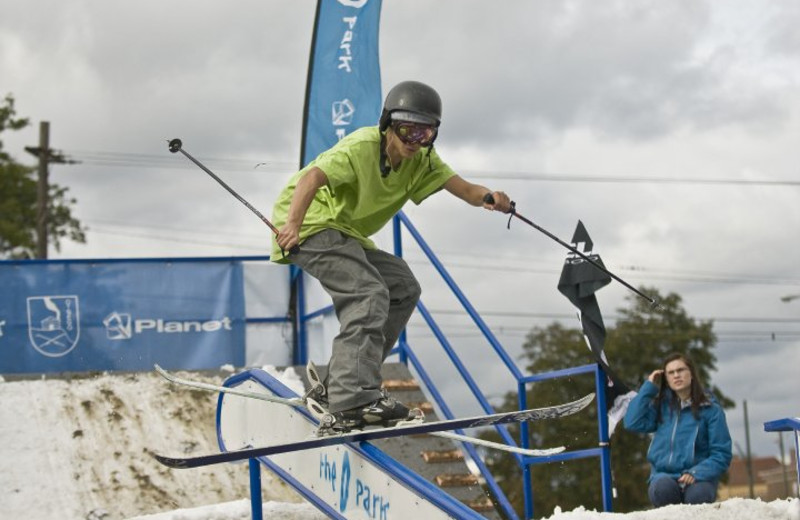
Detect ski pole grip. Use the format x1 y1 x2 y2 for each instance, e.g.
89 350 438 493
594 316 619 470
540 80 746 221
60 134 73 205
483 192 516 215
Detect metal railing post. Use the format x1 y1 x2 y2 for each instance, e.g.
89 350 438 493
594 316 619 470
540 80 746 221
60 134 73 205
249 458 263 520
519 380 534 519
517 364 614 517
594 365 614 511
392 215 409 364
290 265 308 365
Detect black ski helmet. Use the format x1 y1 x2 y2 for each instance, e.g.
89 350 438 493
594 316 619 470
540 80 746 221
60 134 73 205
379 81 442 131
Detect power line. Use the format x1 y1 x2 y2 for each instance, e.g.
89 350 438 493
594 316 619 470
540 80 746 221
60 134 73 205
405 323 800 343
405 257 800 287
419 308 800 324
86 218 266 240
78 219 800 289
65 149 294 173
61 149 798 186
76 220 800 329
459 171 800 187
87 227 267 251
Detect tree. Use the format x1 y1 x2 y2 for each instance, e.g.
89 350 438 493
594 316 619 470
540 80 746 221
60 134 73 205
0 94 86 258
481 288 731 518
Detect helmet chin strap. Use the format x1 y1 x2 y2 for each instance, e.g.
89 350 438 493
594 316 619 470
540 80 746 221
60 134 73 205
379 127 437 178
380 132 392 177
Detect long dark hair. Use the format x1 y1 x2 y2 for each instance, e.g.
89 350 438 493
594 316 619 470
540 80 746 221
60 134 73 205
655 352 710 422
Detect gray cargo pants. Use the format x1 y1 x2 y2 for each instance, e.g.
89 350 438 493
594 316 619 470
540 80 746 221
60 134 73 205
289 229 421 413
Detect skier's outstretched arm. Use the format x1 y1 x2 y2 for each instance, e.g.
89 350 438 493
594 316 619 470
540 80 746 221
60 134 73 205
443 175 512 213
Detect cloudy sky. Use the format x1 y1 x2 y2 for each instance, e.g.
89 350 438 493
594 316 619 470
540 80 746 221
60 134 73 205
2 0 799 460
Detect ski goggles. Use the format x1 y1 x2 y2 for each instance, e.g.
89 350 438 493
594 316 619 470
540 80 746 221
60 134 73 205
391 121 437 146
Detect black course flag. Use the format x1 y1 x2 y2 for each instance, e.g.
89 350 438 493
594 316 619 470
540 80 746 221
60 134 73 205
557 221 635 434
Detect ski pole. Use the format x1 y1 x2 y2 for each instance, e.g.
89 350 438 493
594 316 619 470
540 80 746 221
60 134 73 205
483 194 659 308
167 138 298 254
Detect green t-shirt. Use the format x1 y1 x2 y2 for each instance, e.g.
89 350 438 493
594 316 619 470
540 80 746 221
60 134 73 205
270 126 455 262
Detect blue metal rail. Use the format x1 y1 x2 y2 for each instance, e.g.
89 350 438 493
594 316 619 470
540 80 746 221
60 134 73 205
518 363 613 518
389 211 614 519
286 211 615 518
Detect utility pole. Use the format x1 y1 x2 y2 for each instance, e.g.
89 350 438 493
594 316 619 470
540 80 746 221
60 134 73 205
24 121 76 259
743 400 755 498
778 432 790 497
35 121 49 259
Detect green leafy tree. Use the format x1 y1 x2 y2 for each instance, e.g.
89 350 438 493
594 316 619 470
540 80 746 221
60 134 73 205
482 288 730 518
0 94 86 258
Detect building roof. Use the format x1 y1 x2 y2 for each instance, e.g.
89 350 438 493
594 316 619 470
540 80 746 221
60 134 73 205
727 456 782 486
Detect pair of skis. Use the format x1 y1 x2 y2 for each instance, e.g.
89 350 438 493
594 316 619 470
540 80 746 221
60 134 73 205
152 364 594 469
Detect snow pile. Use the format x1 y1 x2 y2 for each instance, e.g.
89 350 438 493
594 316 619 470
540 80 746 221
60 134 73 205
0 369 304 520
259 364 306 396
122 496 800 520
542 497 800 520
1 368 797 520
129 499 325 519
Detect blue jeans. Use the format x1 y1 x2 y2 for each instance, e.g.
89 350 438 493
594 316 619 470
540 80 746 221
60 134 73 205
648 476 717 507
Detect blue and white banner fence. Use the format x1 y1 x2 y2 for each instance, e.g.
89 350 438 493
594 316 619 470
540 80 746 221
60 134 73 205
0 257 334 374
0 258 298 374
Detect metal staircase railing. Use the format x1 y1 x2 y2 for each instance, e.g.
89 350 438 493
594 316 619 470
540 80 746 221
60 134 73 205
389 211 614 519
288 211 615 518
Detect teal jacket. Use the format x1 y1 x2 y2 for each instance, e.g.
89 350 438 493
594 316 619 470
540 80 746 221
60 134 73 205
623 380 732 484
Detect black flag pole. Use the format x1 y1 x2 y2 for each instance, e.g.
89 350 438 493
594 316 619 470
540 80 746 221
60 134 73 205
483 195 660 309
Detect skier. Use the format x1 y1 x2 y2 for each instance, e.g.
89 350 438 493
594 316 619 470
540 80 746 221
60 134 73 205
623 353 732 507
271 80 512 431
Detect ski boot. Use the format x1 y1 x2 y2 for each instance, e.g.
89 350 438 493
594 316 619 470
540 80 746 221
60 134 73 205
313 390 424 435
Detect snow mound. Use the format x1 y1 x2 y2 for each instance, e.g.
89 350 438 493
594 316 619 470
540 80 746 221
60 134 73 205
2 368 797 520
0 370 304 520
543 497 800 520
127 499 326 519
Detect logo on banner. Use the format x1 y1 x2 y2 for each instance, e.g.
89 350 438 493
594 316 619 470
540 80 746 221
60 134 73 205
104 312 133 340
332 99 355 126
319 450 389 518
103 311 233 340
27 295 80 357
338 15 358 72
0 319 5 337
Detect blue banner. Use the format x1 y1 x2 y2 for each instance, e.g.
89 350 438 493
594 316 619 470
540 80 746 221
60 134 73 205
301 0 383 167
0 260 245 373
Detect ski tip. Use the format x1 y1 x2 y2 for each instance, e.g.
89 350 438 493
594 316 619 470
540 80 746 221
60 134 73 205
152 452 189 469
540 446 566 456
153 364 173 381
575 392 595 410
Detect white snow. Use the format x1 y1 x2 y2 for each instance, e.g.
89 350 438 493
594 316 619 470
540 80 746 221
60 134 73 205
542 498 799 520
0 369 797 520
0 369 312 520
128 499 325 519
